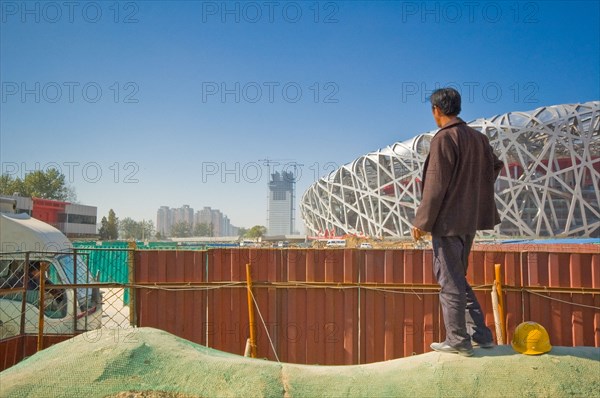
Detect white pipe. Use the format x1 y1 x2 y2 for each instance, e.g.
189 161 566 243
491 283 504 345
244 338 251 357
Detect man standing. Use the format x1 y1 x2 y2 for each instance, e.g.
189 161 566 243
411 88 503 356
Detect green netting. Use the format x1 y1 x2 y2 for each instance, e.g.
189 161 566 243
71 241 210 306
1 327 599 397
72 241 131 304
137 241 179 250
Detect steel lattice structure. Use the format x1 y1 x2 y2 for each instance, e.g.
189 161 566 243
300 101 600 238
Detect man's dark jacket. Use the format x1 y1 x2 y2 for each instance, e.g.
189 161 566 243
412 118 504 236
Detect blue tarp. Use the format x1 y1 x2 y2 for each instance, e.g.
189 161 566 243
498 238 599 245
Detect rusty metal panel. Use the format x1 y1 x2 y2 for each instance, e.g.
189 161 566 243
306 250 329 363
252 251 281 361
504 252 520 286
136 251 158 328
362 250 384 362
593 294 600 347
383 251 398 359
208 249 243 356
0 336 23 371
286 249 307 364
135 251 206 346
412 297 425 355
131 247 599 367
0 335 73 371
422 247 438 352
592 254 600 288
343 250 358 364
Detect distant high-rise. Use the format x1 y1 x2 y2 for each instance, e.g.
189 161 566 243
156 206 172 237
268 171 294 235
156 204 193 237
157 205 238 237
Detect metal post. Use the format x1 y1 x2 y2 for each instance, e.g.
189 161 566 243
37 262 47 352
205 251 209 347
20 254 30 336
494 263 507 344
81 250 88 331
72 253 78 334
245 263 257 358
20 254 30 361
127 241 137 327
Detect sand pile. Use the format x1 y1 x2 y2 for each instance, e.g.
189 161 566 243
1 327 599 397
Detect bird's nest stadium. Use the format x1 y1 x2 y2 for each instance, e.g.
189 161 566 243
300 101 600 238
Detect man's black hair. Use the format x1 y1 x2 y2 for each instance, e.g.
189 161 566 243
430 88 461 116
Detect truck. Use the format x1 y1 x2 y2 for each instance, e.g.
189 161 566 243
326 239 347 248
0 208 102 339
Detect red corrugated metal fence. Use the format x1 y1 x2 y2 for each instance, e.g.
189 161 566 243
134 245 600 365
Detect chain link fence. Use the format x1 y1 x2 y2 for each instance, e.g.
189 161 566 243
0 248 133 344
73 243 134 331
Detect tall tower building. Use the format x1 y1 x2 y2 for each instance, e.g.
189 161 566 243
211 208 223 236
268 171 294 235
157 206 172 237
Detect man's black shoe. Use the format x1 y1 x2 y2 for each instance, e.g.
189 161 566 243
472 340 494 349
430 341 474 357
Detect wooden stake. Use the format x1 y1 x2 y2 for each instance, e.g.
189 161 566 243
246 263 257 358
494 263 507 344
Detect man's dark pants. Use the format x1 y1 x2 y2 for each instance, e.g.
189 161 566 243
432 234 492 348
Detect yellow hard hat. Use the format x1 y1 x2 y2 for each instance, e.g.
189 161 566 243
511 321 552 355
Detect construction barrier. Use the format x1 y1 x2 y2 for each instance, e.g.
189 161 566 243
133 245 600 365
3 245 598 369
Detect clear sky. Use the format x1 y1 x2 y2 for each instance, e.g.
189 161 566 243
1 1 599 232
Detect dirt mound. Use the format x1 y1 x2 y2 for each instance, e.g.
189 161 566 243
1 327 599 397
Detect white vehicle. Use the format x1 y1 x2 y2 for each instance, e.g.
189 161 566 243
239 240 260 248
277 241 289 248
359 242 373 249
326 239 347 248
0 212 102 339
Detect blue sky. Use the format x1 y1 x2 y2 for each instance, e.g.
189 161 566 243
1 1 599 232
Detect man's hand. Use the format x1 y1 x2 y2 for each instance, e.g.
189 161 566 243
411 226 426 242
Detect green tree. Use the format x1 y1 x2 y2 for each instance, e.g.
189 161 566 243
0 169 76 201
194 222 213 237
140 220 155 240
245 225 267 239
119 218 155 240
171 221 192 238
0 174 25 196
119 217 139 240
107 209 119 239
99 209 119 240
98 217 110 240
237 227 248 237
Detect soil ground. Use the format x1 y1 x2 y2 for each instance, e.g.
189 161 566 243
1 327 599 397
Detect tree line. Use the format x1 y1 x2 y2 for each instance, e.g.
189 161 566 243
98 209 156 240
0 169 76 201
99 211 266 240
1 169 268 240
